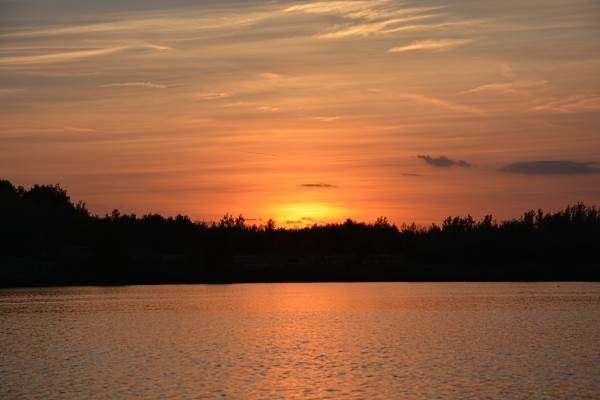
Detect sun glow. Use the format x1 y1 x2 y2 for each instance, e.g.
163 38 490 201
270 202 347 226
1 0 599 224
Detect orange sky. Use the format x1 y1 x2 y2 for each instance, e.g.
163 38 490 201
1 0 599 226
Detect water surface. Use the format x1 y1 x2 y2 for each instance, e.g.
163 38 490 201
1 283 599 399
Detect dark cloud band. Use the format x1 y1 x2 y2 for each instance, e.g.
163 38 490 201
500 161 600 175
300 183 338 188
418 155 471 168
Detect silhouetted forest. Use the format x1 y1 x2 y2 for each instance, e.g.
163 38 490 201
1 179 598 287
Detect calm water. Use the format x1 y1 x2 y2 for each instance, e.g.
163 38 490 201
1 283 599 399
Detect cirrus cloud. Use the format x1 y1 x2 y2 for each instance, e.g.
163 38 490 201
463 80 548 95
400 94 484 115
389 38 472 53
0 44 170 66
530 95 600 113
100 81 167 89
196 92 231 101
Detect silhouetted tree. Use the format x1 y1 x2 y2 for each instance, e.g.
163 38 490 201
0 178 598 287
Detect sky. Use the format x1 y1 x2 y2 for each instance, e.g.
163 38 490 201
1 0 599 226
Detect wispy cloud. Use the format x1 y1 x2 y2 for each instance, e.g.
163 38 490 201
286 1 449 39
499 63 516 79
382 20 482 34
259 72 283 80
0 44 170 65
196 92 231 101
285 1 392 19
418 155 471 168
0 88 25 96
258 106 280 112
400 94 484 115
389 38 472 53
319 14 440 39
64 126 97 133
287 2 444 22
100 81 167 89
500 161 600 175
300 183 338 188
463 80 548 95
0 13 270 39
314 116 341 122
530 95 600 113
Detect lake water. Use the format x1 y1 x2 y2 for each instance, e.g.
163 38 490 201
1 283 599 399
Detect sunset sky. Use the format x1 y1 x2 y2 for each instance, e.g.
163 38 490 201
1 0 599 226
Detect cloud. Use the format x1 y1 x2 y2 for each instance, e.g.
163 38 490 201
285 1 439 21
319 14 440 39
400 94 484 115
499 63 516 79
314 116 341 122
222 101 253 108
4 2 443 43
285 1 387 18
500 161 600 175
285 1 449 39
259 72 283 80
285 216 316 224
258 106 280 112
463 80 548 95
196 92 231 100
418 155 471 168
0 44 170 65
0 88 25 96
389 38 472 53
530 95 600 113
0 13 269 39
385 20 482 35
401 173 422 177
300 183 338 188
288 2 445 23
237 150 278 158
100 81 167 89
64 126 96 133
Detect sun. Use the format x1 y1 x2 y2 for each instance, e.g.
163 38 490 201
270 202 347 226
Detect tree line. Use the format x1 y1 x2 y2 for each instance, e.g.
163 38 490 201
1 179 598 286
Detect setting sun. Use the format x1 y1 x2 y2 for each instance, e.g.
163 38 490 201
270 202 347 226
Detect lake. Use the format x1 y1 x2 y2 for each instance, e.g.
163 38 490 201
1 283 599 399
